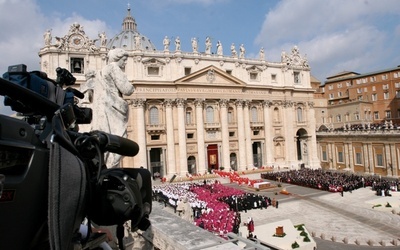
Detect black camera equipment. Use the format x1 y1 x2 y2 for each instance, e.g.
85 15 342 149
0 65 152 250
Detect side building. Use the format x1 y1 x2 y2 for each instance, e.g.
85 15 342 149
38 7 320 178
316 67 400 176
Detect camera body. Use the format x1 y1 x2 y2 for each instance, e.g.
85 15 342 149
0 65 152 249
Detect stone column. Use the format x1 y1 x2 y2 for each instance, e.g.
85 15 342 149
344 143 350 169
133 98 147 168
367 143 374 174
283 101 295 167
263 101 274 166
219 99 230 171
243 100 253 169
176 98 188 176
195 99 206 174
348 142 354 170
235 100 247 171
384 143 391 176
362 143 370 173
307 101 321 169
328 142 336 169
164 99 176 177
389 143 397 177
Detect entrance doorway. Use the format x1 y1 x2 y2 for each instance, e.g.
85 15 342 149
150 148 163 178
230 153 237 171
187 156 196 174
252 142 262 168
207 144 219 172
296 129 309 166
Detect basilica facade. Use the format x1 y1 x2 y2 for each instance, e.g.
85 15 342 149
38 7 320 178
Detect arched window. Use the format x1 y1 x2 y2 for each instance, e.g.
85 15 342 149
206 106 214 123
228 107 234 123
186 107 193 125
149 106 159 125
297 107 303 122
251 107 258 122
273 107 280 122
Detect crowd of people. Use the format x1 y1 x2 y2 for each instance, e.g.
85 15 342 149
152 168 399 238
152 179 275 237
261 168 400 195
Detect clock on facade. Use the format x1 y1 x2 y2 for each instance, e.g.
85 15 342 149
70 35 83 48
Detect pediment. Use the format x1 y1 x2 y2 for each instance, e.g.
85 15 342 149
175 65 246 87
142 58 166 65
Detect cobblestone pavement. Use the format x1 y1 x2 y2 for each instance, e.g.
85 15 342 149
221 173 400 248
155 173 400 249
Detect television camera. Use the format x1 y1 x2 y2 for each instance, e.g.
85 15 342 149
0 64 152 250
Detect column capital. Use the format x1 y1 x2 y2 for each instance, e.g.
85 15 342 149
308 101 315 108
235 99 244 107
263 100 273 107
175 98 186 107
243 100 251 107
219 99 230 108
194 98 205 107
283 100 294 108
132 98 146 108
163 99 175 107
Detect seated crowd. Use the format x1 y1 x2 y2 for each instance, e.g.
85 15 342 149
261 168 399 195
153 180 273 237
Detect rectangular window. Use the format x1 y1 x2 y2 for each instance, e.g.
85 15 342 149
184 67 191 75
250 72 259 80
396 90 400 98
322 151 327 161
328 85 333 90
371 93 377 101
336 115 341 122
253 131 260 136
384 92 390 100
187 133 194 139
354 113 360 120
357 88 362 94
383 84 389 90
376 154 383 166
338 92 342 97
147 66 160 76
395 82 400 88
346 81 352 87
151 135 160 140
385 110 391 119
372 86 376 91
229 131 235 137
374 111 379 120
338 152 344 163
271 74 277 82
226 70 232 75
329 93 334 99
356 152 362 165
382 74 388 80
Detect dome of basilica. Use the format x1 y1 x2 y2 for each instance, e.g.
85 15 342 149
107 6 157 51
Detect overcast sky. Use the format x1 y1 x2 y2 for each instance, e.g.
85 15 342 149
1 0 400 112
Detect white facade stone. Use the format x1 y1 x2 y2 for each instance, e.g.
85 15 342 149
38 7 319 178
